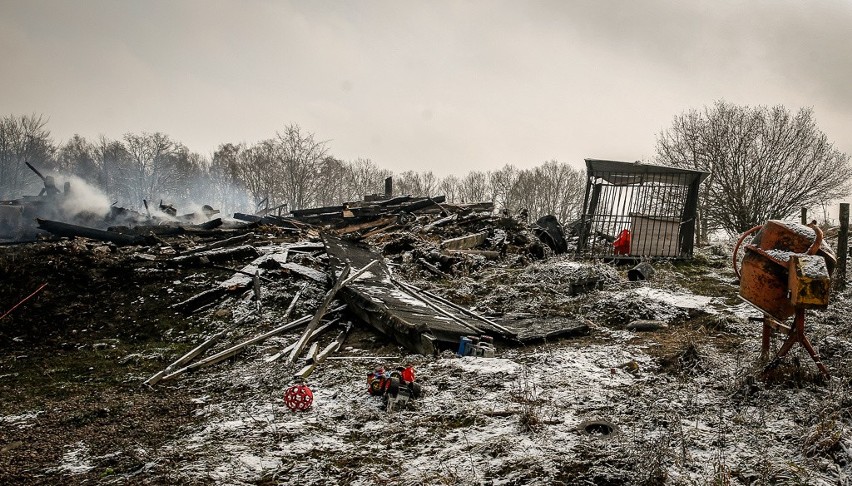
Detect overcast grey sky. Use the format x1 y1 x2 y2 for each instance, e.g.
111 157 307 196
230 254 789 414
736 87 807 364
2 0 850 176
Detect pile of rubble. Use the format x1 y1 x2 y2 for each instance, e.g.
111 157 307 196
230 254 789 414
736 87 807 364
2 190 623 386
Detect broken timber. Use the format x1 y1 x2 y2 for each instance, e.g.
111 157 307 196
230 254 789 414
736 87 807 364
323 235 516 355
37 219 149 246
441 231 487 251
160 305 346 381
287 260 377 363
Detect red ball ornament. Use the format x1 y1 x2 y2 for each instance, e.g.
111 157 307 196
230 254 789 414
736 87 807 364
284 384 314 411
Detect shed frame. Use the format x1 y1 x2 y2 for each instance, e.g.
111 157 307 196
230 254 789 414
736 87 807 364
576 159 709 260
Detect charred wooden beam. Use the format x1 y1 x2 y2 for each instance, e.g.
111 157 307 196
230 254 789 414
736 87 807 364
190 218 223 231
171 245 260 266
338 216 397 235
37 219 149 246
172 288 228 314
290 204 346 217
184 233 255 255
397 195 446 213
232 213 303 230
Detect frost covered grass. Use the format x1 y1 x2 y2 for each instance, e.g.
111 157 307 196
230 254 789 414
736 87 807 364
5 243 852 485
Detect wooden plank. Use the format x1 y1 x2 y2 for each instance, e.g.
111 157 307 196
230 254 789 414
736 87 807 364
37 219 146 246
144 331 225 386
160 305 345 381
441 231 488 250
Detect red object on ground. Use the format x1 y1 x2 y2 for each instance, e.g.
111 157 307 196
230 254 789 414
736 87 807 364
400 366 415 383
0 282 48 321
367 366 417 396
284 384 314 411
613 229 631 255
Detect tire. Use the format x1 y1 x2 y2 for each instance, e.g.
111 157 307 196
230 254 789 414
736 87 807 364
386 377 400 398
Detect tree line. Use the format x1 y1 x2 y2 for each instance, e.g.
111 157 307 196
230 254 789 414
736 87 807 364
0 115 585 223
2 101 849 239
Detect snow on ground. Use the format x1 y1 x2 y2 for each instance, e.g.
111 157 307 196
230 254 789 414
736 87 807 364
0 410 43 428
115 328 843 485
63 266 852 485
55 442 94 474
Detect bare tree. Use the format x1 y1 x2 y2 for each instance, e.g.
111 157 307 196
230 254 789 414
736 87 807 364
57 134 98 181
509 160 584 222
395 170 438 197
94 136 132 203
439 174 460 203
0 114 54 198
209 143 252 212
274 124 328 211
122 132 180 207
343 157 391 201
656 101 852 237
228 140 278 212
489 164 519 211
457 171 489 203
315 156 349 207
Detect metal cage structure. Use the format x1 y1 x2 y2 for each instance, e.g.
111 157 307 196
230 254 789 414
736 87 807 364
576 159 709 260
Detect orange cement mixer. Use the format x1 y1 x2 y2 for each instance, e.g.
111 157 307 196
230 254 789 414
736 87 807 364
733 220 836 376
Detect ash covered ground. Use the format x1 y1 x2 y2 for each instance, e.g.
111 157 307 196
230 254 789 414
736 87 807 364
2 223 852 486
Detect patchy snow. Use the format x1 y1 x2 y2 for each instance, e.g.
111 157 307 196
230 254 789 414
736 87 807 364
39 240 850 485
631 286 719 313
451 356 521 375
0 410 43 427
56 441 94 474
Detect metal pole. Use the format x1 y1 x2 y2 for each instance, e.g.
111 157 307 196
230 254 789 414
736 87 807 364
836 203 849 291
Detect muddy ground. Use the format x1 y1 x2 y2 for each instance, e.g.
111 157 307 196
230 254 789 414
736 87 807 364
2 234 852 485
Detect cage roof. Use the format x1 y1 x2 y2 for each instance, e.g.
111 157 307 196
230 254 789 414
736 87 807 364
585 158 709 185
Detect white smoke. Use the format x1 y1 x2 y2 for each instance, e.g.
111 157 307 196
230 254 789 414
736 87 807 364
57 174 112 219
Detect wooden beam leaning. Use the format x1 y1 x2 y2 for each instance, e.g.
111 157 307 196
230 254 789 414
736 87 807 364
160 305 346 381
287 260 378 363
417 287 516 337
294 323 353 380
144 331 225 386
392 278 482 335
264 319 339 363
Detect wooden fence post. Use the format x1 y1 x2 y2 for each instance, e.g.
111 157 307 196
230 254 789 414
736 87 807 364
801 208 807 225
836 203 849 291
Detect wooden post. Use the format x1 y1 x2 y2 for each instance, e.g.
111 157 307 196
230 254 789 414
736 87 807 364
800 208 807 225
384 177 393 198
836 203 849 291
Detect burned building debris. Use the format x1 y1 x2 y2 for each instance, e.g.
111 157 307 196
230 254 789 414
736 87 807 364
0 163 231 243
1 184 625 363
4 179 852 486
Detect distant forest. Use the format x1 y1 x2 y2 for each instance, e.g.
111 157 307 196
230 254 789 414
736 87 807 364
0 114 584 222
